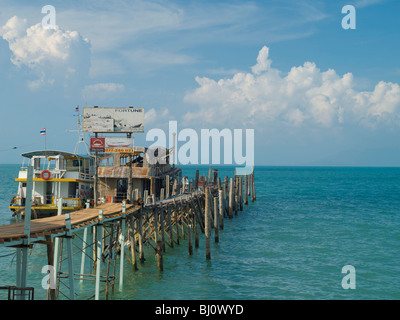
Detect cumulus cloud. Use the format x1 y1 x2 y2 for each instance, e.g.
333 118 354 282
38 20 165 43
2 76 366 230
0 16 91 90
183 46 400 129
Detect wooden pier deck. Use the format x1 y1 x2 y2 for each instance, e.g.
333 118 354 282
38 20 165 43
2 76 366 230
0 203 139 245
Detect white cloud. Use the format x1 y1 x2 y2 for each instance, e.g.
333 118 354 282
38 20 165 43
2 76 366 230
183 46 400 129
0 15 90 90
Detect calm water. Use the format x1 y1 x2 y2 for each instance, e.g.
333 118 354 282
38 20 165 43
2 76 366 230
0 164 400 300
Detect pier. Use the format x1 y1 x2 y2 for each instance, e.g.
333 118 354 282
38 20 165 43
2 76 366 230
0 168 256 300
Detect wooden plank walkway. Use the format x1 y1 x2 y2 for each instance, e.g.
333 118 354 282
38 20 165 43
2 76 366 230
0 203 139 244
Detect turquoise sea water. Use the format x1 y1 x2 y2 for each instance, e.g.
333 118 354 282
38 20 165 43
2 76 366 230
0 164 400 300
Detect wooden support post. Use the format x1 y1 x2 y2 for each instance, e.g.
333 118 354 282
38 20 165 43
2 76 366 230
138 208 145 263
79 201 90 283
239 176 243 211
53 198 62 288
156 241 163 272
160 208 166 252
129 216 138 271
45 235 56 300
213 169 218 183
229 178 234 219
174 202 180 245
234 177 238 216
218 189 224 230
95 210 104 300
165 175 170 198
119 208 126 289
205 187 211 260
244 175 249 205
188 224 193 255
213 197 219 243
251 171 256 202
195 170 199 189
65 213 75 300
195 217 199 248
167 206 174 248
154 205 159 244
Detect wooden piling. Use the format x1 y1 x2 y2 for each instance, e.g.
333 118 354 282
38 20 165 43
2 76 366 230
160 208 166 252
244 174 249 205
251 172 256 202
155 241 163 272
188 224 193 255
229 178 234 219
218 189 224 230
213 197 219 243
195 170 199 189
165 175 170 198
45 235 56 300
167 206 174 248
138 208 145 263
129 216 138 271
205 187 211 260
195 218 199 248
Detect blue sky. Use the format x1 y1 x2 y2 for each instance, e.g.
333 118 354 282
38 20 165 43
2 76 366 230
0 0 400 165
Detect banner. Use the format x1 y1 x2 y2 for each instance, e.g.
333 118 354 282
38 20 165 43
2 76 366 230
83 107 145 133
104 137 134 153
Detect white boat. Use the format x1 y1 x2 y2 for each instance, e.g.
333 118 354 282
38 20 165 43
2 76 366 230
9 150 94 218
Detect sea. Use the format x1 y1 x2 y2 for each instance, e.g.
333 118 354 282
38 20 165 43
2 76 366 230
0 164 400 300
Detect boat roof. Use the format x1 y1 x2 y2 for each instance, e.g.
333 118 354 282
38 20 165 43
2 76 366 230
21 150 93 159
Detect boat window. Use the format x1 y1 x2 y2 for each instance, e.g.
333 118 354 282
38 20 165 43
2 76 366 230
47 159 56 170
66 159 79 171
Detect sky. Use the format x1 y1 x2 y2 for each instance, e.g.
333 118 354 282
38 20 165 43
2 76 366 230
0 0 400 166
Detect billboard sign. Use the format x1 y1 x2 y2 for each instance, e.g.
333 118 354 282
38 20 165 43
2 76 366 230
104 137 134 153
83 107 144 133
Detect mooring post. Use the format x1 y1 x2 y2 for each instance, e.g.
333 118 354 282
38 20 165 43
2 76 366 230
252 170 256 202
129 216 138 271
205 187 211 260
45 234 56 300
18 165 33 300
188 224 193 256
165 175 170 198
156 241 163 272
214 197 219 243
166 206 174 248
53 197 63 288
174 201 180 245
138 207 145 263
95 210 104 300
218 189 224 230
244 174 249 205
239 176 243 211
80 201 90 282
195 217 199 248
160 207 166 252
65 213 75 300
195 170 199 189
229 178 234 219
119 201 126 290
